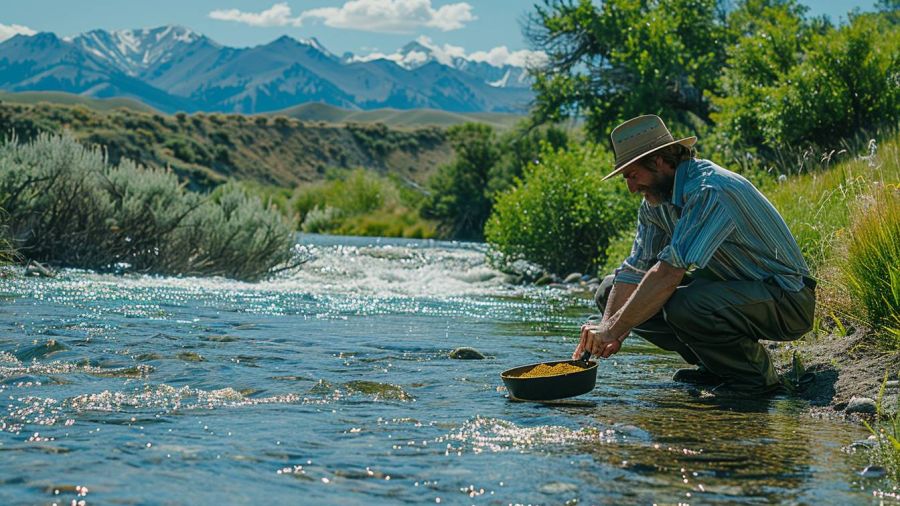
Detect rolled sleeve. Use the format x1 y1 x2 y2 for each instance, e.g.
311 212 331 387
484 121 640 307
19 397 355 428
614 203 669 285
658 188 734 270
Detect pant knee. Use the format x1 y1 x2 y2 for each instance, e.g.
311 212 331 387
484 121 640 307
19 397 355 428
594 274 615 312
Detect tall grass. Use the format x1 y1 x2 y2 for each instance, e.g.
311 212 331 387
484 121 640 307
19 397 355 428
843 183 900 345
0 133 299 281
765 134 899 336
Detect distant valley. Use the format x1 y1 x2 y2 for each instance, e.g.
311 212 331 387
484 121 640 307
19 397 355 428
0 26 535 114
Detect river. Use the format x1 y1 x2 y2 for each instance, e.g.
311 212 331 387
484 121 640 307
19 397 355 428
0 234 886 505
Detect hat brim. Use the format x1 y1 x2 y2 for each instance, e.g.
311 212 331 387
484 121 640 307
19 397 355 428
602 136 697 182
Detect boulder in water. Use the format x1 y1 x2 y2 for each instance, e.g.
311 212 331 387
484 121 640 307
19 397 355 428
25 260 55 278
845 397 877 414
15 339 68 362
563 272 583 284
449 347 486 360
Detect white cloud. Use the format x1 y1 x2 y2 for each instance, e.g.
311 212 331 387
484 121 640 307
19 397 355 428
210 1 474 33
0 23 37 43
209 2 299 27
469 46 548 68
354 36 547 69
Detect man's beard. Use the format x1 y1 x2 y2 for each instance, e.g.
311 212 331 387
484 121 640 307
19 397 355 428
640 172 675 206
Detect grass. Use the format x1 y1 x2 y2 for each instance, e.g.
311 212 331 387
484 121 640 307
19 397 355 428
765 132 900 341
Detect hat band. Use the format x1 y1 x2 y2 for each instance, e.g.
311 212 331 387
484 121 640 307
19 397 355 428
614 132 674 166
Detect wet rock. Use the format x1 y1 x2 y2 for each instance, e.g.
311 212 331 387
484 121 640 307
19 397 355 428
176 352 205 362
25 260 55 278
343 380 414 401
535 273 555 286
15 339 68 362
449 347 486 360
307 379 336 395
539 482 578 494
563 272 583 284
845 397 877 414
548 283 568 289
860 465 887 479
200 335 239 342
586 277 599 285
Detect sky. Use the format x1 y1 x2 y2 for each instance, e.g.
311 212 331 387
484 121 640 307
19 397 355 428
0 0 881 65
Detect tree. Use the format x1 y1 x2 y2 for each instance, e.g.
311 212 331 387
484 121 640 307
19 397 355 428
527 0 729 139
421 123 500 240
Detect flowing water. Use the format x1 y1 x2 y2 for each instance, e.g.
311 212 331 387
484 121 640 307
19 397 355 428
0 235 888 505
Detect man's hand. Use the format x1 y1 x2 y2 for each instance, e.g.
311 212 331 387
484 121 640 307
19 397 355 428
573 323 623 359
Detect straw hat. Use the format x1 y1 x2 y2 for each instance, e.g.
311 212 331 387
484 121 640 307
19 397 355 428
602 115 697 181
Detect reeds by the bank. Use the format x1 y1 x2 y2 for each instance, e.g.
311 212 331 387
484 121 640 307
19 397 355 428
0 133 299 281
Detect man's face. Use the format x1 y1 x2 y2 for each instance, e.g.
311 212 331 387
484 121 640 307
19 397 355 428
620 157 676 205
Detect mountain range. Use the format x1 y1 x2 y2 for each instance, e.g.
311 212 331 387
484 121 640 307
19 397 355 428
0 26 535 114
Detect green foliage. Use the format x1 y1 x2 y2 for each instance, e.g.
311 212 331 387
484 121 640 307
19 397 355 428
528 0 728 138
862 374 900 484
598 228 636 277
421 121 570 240
292 168 436 238
422 123 500 240
485 143 638 275
843 184 900 346
713 9 900 156
0 101 453 191
0 134 297 281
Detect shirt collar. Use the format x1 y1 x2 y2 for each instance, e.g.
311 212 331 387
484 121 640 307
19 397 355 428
671 159 692 208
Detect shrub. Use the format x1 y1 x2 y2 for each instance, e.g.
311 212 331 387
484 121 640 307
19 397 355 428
485 143 637 275
712 10 900 158
0 133 297 281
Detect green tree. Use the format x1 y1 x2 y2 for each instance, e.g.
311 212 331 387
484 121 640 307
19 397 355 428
527 0 729 138
421 123 500 240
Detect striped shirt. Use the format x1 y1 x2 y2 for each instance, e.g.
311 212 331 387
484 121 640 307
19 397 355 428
614 158 810 292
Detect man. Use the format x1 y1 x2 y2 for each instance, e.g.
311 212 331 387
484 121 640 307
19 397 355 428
574 114 816 396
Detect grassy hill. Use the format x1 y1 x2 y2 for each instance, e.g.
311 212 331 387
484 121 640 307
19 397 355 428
0 97 454 190
0 91 157 114
270 102 523 130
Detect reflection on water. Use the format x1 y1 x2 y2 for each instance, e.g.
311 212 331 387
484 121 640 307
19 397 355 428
0 234 884 504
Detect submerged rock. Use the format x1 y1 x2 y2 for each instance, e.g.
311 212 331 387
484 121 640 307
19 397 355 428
449 347 486 360
15 339 68 362
343 380 414 401
845 397 877 414
860 465 887 478
176 352 205 362
563 272 583 284
25 260 55 278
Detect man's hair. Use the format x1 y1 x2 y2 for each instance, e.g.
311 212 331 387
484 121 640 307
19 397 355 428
639 143 695 172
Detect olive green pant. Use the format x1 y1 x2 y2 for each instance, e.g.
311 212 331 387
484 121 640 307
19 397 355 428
596 275 816 391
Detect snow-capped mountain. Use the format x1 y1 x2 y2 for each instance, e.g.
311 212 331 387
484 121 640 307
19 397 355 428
0 26 534 113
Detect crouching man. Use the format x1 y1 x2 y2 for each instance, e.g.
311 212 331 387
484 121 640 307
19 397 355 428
574 115 816 396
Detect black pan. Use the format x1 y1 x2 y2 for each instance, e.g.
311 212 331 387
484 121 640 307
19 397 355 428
500 352 598 401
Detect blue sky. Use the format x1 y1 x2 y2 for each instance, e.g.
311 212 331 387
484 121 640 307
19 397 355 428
0 1 880 63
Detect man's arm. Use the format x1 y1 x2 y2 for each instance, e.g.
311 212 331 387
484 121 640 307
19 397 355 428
577 261 685 358
573 282 636 359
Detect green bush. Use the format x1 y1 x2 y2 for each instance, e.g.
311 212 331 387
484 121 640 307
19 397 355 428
712 10 899 157
0 134 297 281
485 143 637 275
598 228 635 278
292 168 435 238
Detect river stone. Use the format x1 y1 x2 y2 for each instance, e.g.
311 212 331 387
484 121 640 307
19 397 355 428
860 465 887 478
539 482 578 494
845 397 877 414
535 273 555 286
449 347 486 360
563 272 582 284
25 260 55 278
